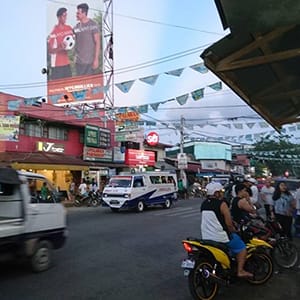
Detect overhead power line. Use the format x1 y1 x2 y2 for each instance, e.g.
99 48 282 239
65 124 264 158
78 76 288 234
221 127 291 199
0 43 211 89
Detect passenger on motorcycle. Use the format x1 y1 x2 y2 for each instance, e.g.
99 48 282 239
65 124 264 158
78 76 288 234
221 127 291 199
231 183 257 225
78 178 89 197
201 182 253 278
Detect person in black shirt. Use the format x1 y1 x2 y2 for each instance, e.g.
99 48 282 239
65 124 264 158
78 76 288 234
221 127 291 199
231 183 256 225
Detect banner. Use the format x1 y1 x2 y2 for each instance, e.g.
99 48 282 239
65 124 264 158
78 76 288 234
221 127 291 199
47 1 104 105
0 115 20 141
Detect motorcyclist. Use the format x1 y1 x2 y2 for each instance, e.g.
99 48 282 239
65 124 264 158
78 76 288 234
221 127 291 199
201 182 253 278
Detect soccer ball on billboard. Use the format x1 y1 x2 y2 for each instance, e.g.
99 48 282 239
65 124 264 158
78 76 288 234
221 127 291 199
63 35 75 50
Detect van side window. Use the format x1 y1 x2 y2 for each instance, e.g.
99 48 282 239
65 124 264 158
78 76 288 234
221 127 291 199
0 183 14 196
168 176 176 186
133 176 144 187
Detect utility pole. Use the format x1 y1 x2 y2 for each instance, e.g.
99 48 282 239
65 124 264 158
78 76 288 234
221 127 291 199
178 116 187 188
180 115 184 155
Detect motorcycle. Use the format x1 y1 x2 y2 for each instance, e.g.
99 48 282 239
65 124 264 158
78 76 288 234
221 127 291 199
188 184 207 198
181 233 273 300
242 216 298 269
74 191 101 207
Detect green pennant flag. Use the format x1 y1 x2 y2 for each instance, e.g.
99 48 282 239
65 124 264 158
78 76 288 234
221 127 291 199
208 82 222 91
191 88 204 101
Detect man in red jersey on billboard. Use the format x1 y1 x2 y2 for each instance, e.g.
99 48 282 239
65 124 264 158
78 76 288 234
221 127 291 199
47 7 74 80
73 3 101 76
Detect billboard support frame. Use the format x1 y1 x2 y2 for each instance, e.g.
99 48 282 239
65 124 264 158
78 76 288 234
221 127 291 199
103 0 114 109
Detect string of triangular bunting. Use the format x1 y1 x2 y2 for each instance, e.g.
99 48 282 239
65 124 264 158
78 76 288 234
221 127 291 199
115 62 209 93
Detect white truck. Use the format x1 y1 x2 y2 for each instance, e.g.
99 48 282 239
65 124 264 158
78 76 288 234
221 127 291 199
102 171 178 212
0 167 67 272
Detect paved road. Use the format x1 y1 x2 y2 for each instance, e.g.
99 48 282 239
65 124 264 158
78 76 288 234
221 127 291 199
0 199 300 300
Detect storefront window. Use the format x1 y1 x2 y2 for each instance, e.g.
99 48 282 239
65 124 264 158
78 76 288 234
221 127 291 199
24 123 43 137
48 127 67 140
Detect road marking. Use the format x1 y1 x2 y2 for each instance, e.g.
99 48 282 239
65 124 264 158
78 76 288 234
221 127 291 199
151 206 201 218
153 207 194 216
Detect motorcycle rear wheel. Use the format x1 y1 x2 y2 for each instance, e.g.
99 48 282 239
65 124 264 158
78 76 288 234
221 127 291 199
272 239 298 269
74 196 82 207
188 258 219 300
245 252 273 285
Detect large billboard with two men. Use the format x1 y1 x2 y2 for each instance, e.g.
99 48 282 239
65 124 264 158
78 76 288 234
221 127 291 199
47 1 103 105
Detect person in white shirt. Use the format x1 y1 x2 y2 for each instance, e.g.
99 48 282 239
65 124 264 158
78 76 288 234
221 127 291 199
260 179 275 219
294 184 300 237
78 178 88 196
244 178 259 205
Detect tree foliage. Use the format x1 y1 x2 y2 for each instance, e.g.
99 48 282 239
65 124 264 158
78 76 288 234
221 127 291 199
252 134 300 177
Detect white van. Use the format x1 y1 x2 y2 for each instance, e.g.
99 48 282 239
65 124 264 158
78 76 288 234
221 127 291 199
102 171 178 212
0 168 67 272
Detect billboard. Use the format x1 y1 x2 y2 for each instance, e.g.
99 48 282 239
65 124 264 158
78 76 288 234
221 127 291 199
47 1 104 105
194 142 232 161
125 149 156 166
0 115 20 141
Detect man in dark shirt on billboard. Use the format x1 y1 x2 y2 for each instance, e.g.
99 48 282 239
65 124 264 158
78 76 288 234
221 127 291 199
73 3 101 76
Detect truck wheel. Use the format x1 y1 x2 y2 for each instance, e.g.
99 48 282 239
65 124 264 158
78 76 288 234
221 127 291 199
136 201 144 212
30 240 52 272
163 199 172 209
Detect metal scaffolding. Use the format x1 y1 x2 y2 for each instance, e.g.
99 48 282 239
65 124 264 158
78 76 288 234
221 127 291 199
102 0 114 109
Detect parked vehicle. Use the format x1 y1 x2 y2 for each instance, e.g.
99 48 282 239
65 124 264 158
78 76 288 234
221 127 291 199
241 216 298 269
0 167 67 272
74 190 102 207
102 171 178 212
181 232 273 300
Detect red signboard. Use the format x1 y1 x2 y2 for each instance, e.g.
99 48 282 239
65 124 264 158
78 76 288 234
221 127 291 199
125 149 155 166
146 131 159 146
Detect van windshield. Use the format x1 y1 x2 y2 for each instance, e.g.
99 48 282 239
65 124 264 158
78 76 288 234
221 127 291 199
108 178 132 188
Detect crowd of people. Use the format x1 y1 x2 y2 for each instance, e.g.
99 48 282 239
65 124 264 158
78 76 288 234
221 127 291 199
200 176 300 278
68 177 107 201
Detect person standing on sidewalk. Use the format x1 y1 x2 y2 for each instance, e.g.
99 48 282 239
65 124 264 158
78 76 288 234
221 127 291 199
178 178 187 200
273 181 296 239
260 179 275 219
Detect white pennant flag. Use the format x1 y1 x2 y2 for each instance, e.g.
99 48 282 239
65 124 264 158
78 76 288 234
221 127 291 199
165 68 184 77
176 94 189 106
115 80 135 93
190 62 208 74
139 75 159 85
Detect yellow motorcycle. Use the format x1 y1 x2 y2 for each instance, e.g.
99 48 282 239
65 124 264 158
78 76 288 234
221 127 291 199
181 235 273 300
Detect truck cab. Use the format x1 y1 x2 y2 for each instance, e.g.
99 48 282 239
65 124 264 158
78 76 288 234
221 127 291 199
0 167 67 272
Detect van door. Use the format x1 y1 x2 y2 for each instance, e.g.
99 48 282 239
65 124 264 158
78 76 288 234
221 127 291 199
132 176 147 204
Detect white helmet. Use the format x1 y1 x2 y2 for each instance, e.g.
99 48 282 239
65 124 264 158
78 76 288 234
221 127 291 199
206 182 223 196
245 177 257 184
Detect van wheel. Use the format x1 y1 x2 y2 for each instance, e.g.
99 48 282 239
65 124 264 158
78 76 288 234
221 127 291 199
30 240 52 272
136 201 144 212
163 199 172 209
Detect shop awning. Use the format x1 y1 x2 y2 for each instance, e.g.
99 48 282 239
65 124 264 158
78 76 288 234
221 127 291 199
201 0 300 131
0 152 126 171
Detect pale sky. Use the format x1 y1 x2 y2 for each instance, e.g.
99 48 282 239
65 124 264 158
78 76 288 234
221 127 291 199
0 0 298 144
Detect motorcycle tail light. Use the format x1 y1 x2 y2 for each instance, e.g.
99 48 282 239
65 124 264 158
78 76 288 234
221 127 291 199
183 242 194 253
